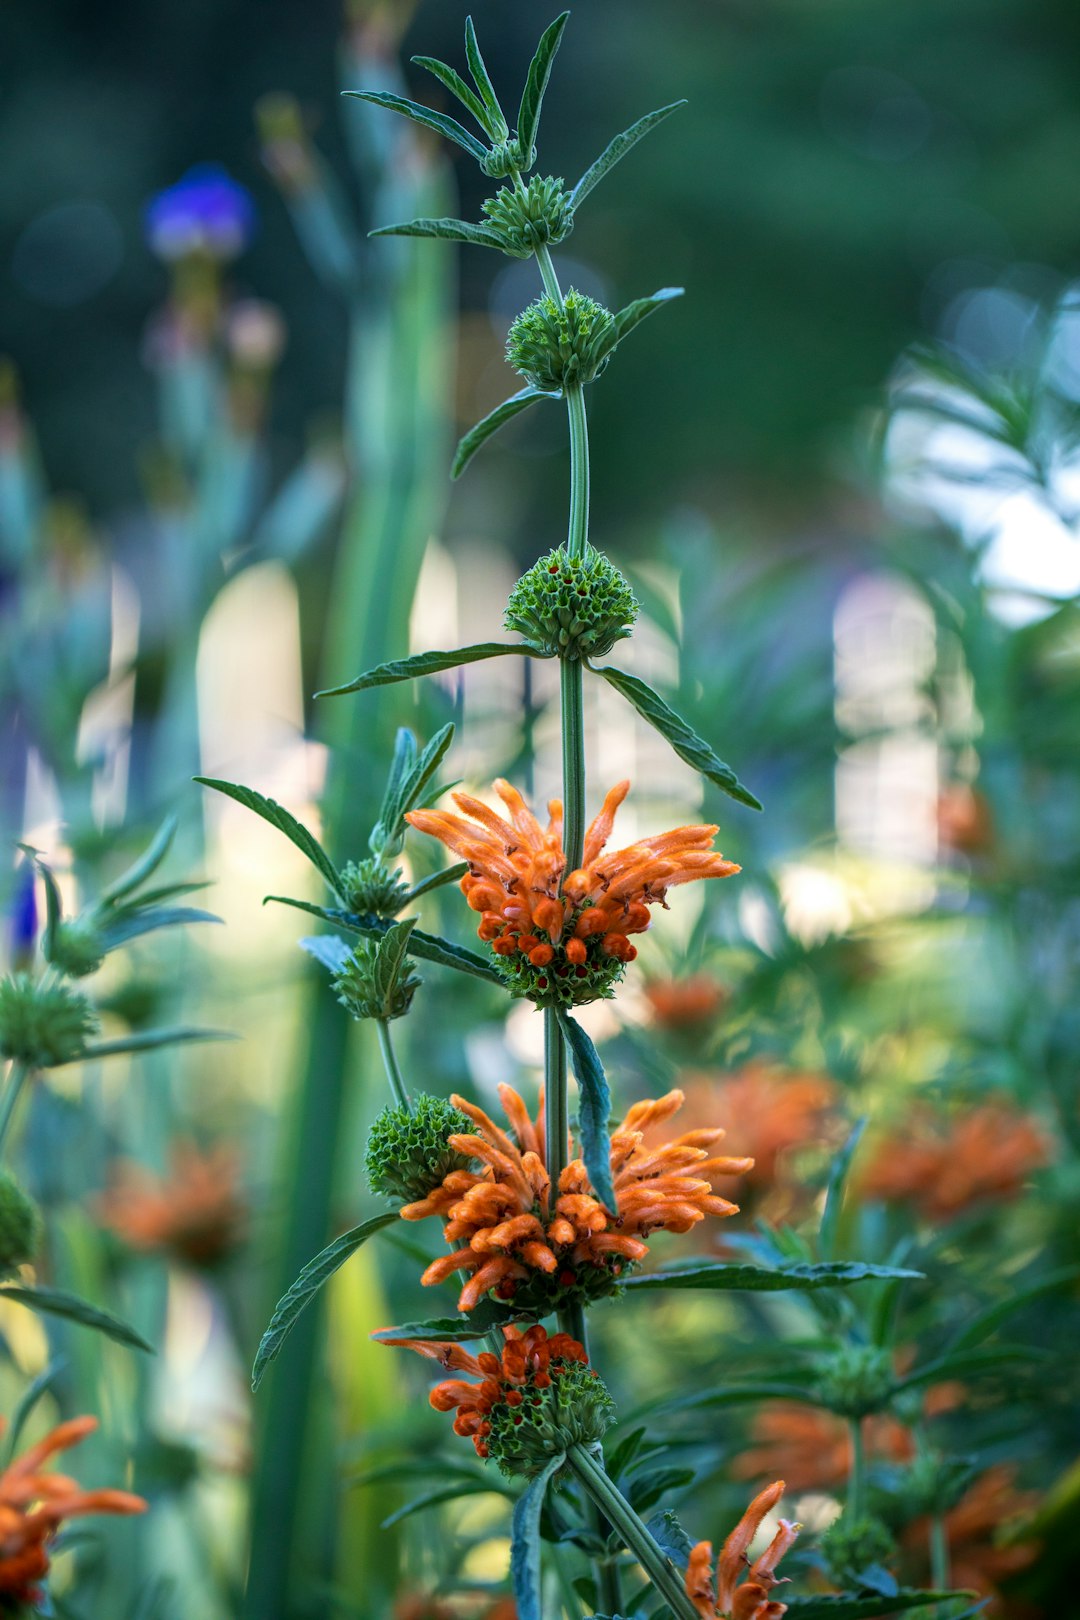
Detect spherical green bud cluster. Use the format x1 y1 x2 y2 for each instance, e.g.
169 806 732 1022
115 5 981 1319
482 176 574 258
509 1255 634 1319
0 1171 41 1274
46 919 105 978
332 940 421 1023
486 1357 615 1480
505 545 638 661
365 1093 475 1204
480 136 536 179
0 975 98 1067
339 857 410 920
820 1514 896 1589
496 935 625 1010
815 1343 895 1418
506 290 617 393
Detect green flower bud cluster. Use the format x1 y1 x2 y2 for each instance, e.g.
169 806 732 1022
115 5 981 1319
338 857 411 920
486 1356 615 1480
820 1514 897 1590
482 176 574 258
509 1254 634 1319
495 935 626 1010
505 545 638 661
0 1171 41 1274
815 1343 895 1418
480 136 536 179
46 918 105 979
0 975 98 1067
332 939 421 1023
365 1093 475 1204
506 290 617 393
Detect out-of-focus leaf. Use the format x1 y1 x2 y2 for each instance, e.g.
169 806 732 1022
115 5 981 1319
612 287 684 345
595 666 762 810
380 1480 501 1528
298 936 353 974
318 642 538 697
516 12 569 164
74 1027 234 1061
819 1118 867 1260
645 1509 693 1569
342 91 488 161
100 817 178 903
0 1285 153 1353
622 1261 922 1293
512 1451 565 1620
98 906 221 950
629 1467 695 1513
195 778 341 897
452 388 553 478
411 55 492 135
947 1266 1080 1351
891 1345 1048 1394
783 1594 976 1618
370 216 507 250
571 103 687 208
555 1009 617 1212
3 1357 66 1464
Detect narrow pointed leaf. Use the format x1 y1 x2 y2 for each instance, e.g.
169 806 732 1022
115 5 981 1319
98 906 222 950
252 1212 399 1389
318 642 540 697
266 896 367 928
409 927 505 985
464 17 507 136
412 55 493 135
195 778 342 897
612 287 684 345
3 1357 67 1464
370 217 508 251
820 1118 867 1260
0 1285 154 1353
298 935 353 974
381 1481 500 1528
342 91 488 161
373 918 419 1014
21 850 63 962
100 816 179 903
891 1345 1047 1394
783 1594 976 1619
74 1027 235 1061
516 12 570 166
555 1009 617 1213
621 1261 923 1293
405 862 470 903
512 1452 566 1620
371 1300 525 1343
948 1265 1080 1352
596 666 762 809
452 386 553 478
571 102 688 209
375 722 455 854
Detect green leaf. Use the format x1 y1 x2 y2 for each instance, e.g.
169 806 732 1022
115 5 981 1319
195 777 341 897
409 927 505 985
512 1451 566 1620
783 1594 975 1619
373 918 419 1016
947 1265 1080 1352
645 1509 694 1567
298 936 353 975
612 287 684 346
555 1009 617 1212
571 103 688 209
891 1345 1047 1394
266 896 367 929
595 666 762 809
2 1357 67 1464
464 17 507 137
318 642 539 697
74 1027 235 1062
411 54 493 136
252 1212 399 1390
820 1118 867 1261
452 387 553 479
0 1285 154 1353
516 12 569 166
371 1299 525 1342
101 816 178 903
342 90 488 162
26 851 63 962
98 905 221 950
370 217 508 251
622 1261 924 1293
405 862 470 903
380 1480 499 1528
374 721 455 857
651 1381 820 1418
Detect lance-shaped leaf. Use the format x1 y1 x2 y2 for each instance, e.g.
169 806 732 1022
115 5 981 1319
452 386 553 479
409 927 505 986
100 816 178 904
595 666 762 810
0 1284 154 1353
516 12 569 167
555 1009 617 1213
371 1299 525 1343
405 862 470 904
613 287 684 345
299 935 353 975
3 1358 66 1465
946 1263 1080 1352
783 1595 976 1619
373 722 455 857
252 1211 399 1389
342 91 488 162
621 1261 924 1293
412 54 493 136
372 918 419 1017
195 778 342 897
22 849 63 961
464 17 507 137
819 1118 867 1260
571 102 688 209
98 906 221 951
381 1480 505 1528
370 216 508 251
318 641 541 697
890 1344 1047 1394
512 1452 566 1620
72 1026 234 1062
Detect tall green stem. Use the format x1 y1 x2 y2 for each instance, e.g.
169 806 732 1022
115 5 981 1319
0 1061 32 1158
544 1007 569 1192
929 1513 950 1593
375 1020 410 1112
847 1418 866 1519
568 1444 699 1620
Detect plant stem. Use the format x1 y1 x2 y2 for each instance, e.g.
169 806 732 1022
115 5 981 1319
847 1417 865 1519
564 383 590 561
375 1019 410 1112
544 1007 569 1192
930 1513 950 1590
0 1061 32 1158
568 1444 699 1620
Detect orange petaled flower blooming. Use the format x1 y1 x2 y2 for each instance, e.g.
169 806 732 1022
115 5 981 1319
860 1103 1047 1221
96 1139 246 1266
686 1480 800 1620
683 1064 840 1191
733 1405 913 1492
406 779 739 1007
401 1084 750 1314
0 1415 146 1608
385 1324 613 1476
644 973 728 1031
904 1465 1039 1611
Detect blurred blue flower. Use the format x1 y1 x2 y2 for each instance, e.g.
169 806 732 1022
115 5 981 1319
145 164 256 263
9 863 36 967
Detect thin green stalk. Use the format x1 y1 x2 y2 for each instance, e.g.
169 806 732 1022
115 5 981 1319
568 1444 699 1620
561 657 586 876
564 383 590 560
0 1061 32 1158
929 1513 950 1593
375 1019 411 1112
544 1007 569 1192
847 1417 865 1519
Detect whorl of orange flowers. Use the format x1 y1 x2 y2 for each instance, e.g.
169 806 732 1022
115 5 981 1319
860 1102 1047 1221
683 1064 839 1190
685 1480 800 1620
733 1404 914 1492
401 1083 751 1313
406 779 739 1006
95 1139 246 1265
0 1415 146 1606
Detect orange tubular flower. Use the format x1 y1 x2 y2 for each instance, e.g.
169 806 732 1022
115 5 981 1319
733 1405 913 1492
0 1415 146 1608
860 1103 1047 1221
644 973 728 1031
95 1139 246 1266
400 1083 750 1314
684 1064 839 1190
406 779 739 1007
686 1481 800 1620
903 1465 1039 1608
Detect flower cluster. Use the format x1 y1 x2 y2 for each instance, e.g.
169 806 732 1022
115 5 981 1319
96 1140 245 1266
685 1480 800 1620
482 176 574 257
400 1083 749 1313
406 779 739 1008
504 544 638 661
506 290 617 391
860 1102 1047 1220
0 976 97 1067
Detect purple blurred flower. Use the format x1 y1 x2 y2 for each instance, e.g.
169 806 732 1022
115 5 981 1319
145 164 256 263
9 863 36 967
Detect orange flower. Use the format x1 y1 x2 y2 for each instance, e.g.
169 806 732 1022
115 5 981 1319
686 1480 800 1620
683 1064 839 1189
860 1104 1047 1221
937 784 994 856
644 974 728 1031
904 1466 1039 1610
0 1415 146 1607
406 780 739 1005
96 1139 246 1265
401 1084 750 1313
733 1405 913 1492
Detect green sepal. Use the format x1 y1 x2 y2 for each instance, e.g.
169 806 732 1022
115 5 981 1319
464 17 508 138
341 90 488 162
555 1007 617 1213
0 1283 154 1353
621 1261 924 1293
594 665 762 809
612 287 684 344
195 777 342 897
411 54 493 136
370 217 508 251
571 102 688 209
252 1211 400 1390
512 1452 566 1620
317 641 542 697
453 387 554 478
516 12 570 171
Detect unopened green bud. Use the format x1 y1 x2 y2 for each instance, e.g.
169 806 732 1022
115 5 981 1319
480 136 536 180
333 937 421 1022
482 176 574 258
820 1514 896 1589
0 975 98 1067
506 290 617 393
0 1172 41 1275
339 857 411 920
506 545 638 661
46 918 105 979
486 1355 615 1480
815 1344 895 1417
365 1093 475 1204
